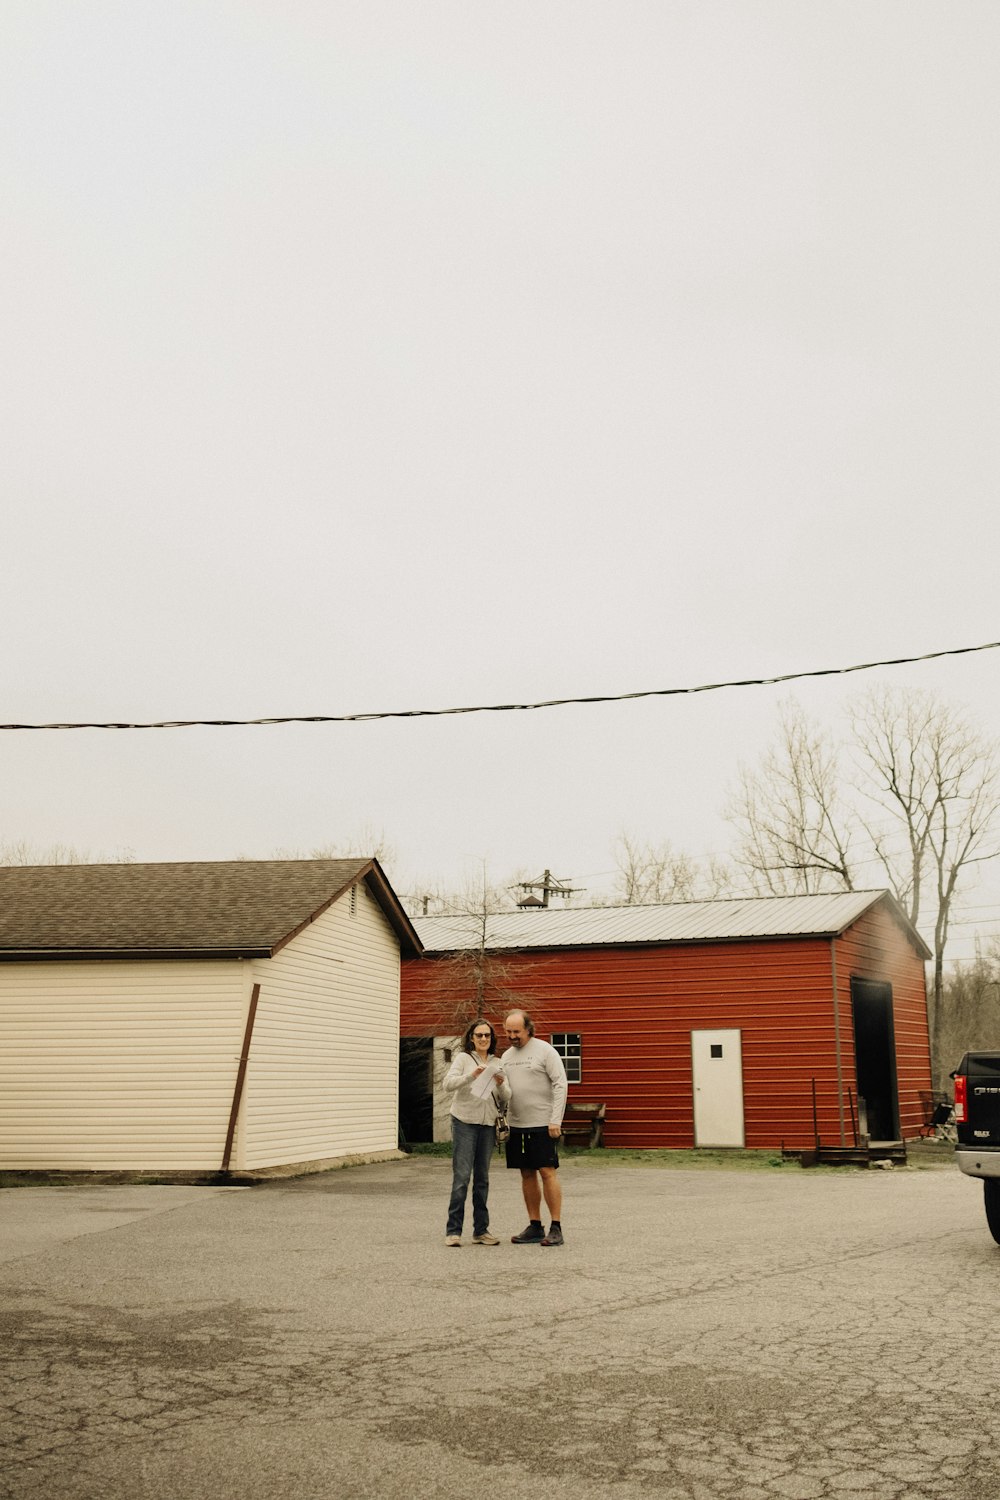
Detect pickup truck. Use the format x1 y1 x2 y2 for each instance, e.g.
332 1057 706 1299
953 1050 1000 1244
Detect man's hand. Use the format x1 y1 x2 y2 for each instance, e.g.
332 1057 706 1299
548 1125 561 1139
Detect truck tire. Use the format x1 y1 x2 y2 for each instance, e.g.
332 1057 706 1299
985 1179 1000 1245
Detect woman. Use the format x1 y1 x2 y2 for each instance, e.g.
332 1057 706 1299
442 1018 511 1246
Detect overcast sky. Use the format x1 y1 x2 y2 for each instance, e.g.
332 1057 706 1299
3 3 1000 954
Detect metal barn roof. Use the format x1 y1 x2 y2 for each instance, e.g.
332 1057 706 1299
414 889 930 958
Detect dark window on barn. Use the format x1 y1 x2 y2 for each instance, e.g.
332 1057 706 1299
710 1044 724 1059
551 1033 582 1083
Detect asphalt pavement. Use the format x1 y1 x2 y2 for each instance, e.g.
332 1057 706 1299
2 1153 997 1500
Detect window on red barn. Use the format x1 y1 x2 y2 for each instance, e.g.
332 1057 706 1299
551 1032 582 1083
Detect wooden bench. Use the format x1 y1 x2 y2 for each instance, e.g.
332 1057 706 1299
559 1101 606 1149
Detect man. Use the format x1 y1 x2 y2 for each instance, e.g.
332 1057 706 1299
502 1010 568 1247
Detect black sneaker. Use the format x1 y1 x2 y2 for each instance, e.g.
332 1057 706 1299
511 1222 545 1243
540 1225 564 1247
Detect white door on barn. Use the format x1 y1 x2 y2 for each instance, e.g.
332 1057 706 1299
691 1029 745 1147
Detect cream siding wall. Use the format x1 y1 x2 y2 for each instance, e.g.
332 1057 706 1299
240 882 400 1169
0 960 248 1170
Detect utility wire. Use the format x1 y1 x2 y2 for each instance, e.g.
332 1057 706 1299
2 638 999 732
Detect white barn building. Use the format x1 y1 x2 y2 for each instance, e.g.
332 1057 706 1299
0 858 421 1176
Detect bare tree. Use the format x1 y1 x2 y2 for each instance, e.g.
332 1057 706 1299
727 688 1000 1076
404 866 547 1039
267 826 396 868
0 841 135 865
851 686 1000 1061
611 833 736 904
727 701 856 894
935 951 1000 1091
399 872 520 921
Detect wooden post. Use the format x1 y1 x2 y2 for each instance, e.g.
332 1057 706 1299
221 983 261 1173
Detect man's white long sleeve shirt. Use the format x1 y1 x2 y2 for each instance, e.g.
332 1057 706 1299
500 1038 568 1128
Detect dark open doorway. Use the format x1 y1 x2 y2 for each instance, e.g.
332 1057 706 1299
851 978 900 1141
399 1038 434 1145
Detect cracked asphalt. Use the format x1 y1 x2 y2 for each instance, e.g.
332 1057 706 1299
2 1154 998 1500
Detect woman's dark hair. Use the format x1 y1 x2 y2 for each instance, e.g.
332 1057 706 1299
462 1018 498 1055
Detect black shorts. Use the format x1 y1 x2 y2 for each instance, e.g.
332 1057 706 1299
505 1126 560 1170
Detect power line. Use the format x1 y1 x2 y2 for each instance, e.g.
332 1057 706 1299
2 638 999 732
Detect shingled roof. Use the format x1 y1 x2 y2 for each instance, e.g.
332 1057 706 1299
0 858 422 960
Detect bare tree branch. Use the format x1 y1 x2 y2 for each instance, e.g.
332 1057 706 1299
851 686 1000 1065
725 700 855 895
403 865 549 1038
936 950 1000 1090
611 833 736 904
726 687 1000 1081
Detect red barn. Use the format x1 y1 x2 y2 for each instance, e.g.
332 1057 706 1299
399 890 932 1151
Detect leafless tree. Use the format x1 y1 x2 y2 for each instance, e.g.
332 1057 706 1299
727 701 856 894
728 688 1000 1075
404 866 547 1039
851 686 1000 1060
400 863 586 920
935 951 1000 1091
611 833 736 904
269 825 396 867
0 841 135 865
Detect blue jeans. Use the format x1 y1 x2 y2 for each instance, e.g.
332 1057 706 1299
447 1118 495 1237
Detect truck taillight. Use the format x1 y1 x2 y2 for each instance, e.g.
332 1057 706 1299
954 1075 967 1123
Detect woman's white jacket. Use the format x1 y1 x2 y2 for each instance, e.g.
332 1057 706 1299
443 1051 513 1125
